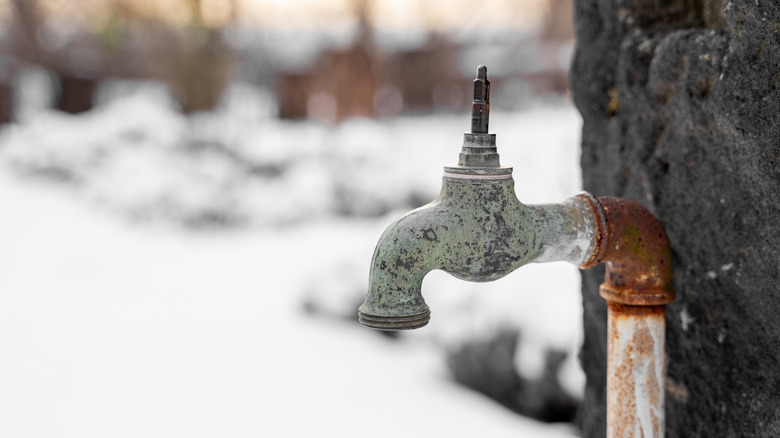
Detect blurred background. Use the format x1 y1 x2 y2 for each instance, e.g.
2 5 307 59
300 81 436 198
0 0 585 436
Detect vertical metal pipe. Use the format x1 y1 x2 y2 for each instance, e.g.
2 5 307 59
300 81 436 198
578 195 675 437
607 304 666 438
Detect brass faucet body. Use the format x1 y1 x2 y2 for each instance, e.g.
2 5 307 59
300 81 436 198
358 171 598 330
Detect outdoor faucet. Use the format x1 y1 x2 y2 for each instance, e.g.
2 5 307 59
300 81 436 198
358 66 676 437
358 65 599 330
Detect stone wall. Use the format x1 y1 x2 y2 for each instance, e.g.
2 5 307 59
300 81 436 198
570 0 780 436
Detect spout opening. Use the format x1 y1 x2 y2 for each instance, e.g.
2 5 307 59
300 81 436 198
358 309 431 331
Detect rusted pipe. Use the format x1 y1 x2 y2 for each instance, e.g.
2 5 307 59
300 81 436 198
579 195 675 438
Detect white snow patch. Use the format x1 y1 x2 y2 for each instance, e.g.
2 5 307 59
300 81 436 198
0 172 579 437
0 88 585 436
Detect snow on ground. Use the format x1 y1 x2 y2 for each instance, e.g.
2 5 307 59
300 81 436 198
0 89 583 437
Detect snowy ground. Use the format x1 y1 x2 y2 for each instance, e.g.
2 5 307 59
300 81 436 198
0 86 584 437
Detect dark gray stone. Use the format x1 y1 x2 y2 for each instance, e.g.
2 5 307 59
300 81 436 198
571 0 780 436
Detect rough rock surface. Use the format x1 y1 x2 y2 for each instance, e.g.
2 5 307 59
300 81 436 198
570 1 780 436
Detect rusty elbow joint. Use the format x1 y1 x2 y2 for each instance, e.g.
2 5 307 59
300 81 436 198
579 195 675 306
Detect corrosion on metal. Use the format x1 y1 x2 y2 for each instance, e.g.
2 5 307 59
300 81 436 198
575 192 608 269
582 196 675 306
577 196 675 438
607 303 666 438
357 171 597 330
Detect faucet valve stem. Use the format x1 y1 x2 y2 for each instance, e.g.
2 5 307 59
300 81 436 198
456 65 503 169
471 65 490 134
